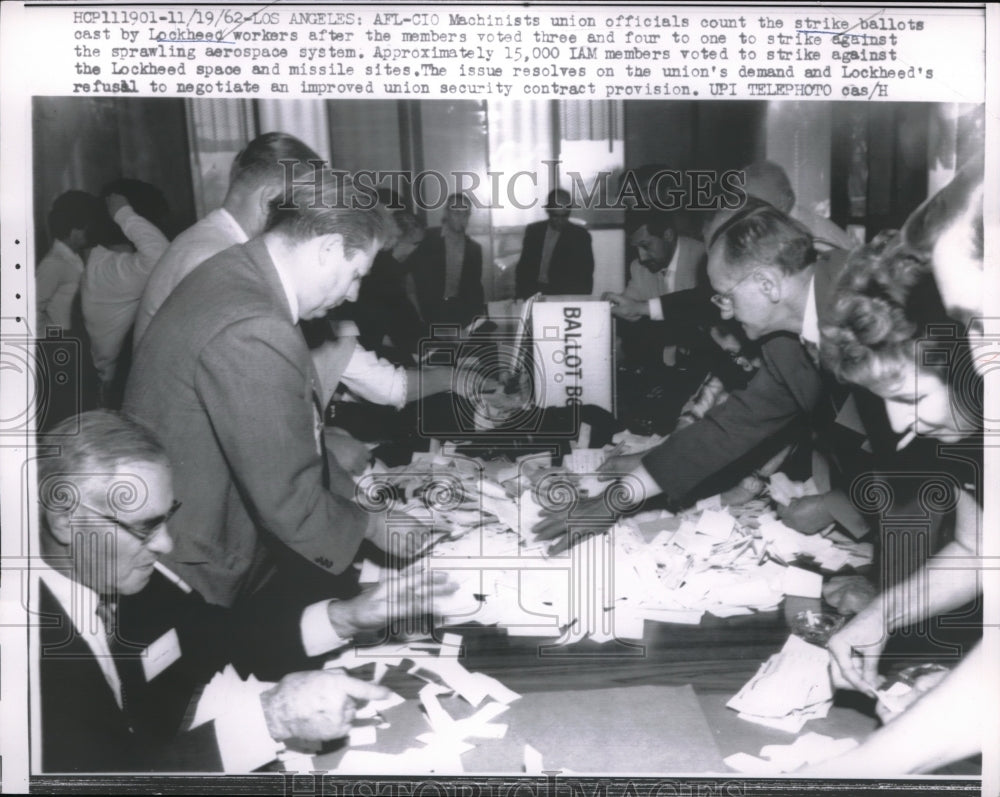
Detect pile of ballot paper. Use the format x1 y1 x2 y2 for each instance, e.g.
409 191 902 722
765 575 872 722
726 634 835 733
354 432 874 640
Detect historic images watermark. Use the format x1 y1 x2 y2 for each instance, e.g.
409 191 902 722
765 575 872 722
277 161 750 213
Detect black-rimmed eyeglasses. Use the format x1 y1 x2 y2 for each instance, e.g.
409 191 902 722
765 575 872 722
79 500 182 544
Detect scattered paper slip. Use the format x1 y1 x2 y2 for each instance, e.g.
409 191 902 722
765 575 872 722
727 634 833 732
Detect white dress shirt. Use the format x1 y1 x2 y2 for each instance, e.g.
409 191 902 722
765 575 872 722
81 206 169 382
800 273 820 348
623 239 684 320
35 239 85 333
134 207 248 345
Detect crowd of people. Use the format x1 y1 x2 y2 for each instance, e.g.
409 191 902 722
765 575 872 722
31 127 987 776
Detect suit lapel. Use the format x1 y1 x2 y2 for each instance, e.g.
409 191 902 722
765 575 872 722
242 238 297 325
239 237 329 479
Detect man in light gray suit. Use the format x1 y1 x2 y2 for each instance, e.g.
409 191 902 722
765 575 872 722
124 174 411 608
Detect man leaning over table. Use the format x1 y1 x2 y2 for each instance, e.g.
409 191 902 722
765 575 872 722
124 174 430 608
36 410 454 772
134 132 452 474
535 201 871 550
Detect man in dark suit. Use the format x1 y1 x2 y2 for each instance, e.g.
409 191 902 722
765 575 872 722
409 193 484 329
534 203 868 549
514 188 595 298
34 410 445 772
125 176 429 608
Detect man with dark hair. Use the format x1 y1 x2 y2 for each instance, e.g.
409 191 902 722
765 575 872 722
345 208 427 361
36 190 101 333
604 209 705 326
80 179 171 403
134 132 322 343
124 175 414 608
35 409 444 772
602 209 709 429
514 188 594 298
409 192 485 328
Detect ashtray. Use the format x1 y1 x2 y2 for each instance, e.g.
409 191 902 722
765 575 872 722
790 610 845 646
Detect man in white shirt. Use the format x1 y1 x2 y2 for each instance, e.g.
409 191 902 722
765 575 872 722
604 210 706 321
603 210 706 372
134 132 322 344
36 409 450 772
133 132 452 450
35 191 101 334
80 181 171 401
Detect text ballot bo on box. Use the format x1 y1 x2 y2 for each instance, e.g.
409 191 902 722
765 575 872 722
531 299 615 415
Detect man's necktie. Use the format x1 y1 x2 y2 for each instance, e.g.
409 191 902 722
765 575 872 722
97 597 145 719
96 598 118 643
312 389 331 490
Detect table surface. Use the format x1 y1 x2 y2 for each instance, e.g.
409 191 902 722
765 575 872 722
311 596 900 776
321 397 980 779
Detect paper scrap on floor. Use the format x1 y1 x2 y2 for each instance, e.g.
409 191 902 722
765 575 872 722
725 732 859 773
727 634 834 734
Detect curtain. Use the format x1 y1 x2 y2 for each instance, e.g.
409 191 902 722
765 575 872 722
256 100 331 162
184 99 255 219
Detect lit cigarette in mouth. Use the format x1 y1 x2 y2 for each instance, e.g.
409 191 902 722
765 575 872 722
896 429 917 451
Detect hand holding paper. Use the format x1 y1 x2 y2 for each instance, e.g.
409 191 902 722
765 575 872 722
602 292 647 321
260 671 390 742
826 607 888 696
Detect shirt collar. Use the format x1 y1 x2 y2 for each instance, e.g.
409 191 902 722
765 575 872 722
52 238 83 264
801 273 820 346
263 239 300 321
215 207 250 244
654 238 682 276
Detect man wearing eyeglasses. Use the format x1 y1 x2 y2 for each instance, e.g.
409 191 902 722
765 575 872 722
534 202 871 550
35 410 451 772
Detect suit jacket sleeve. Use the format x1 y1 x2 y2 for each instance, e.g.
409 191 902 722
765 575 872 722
462 238 485 310
120 571 323 689
577 227 594 295
641 335 822 504
195 316 368 576
409 237 437 320
655 286 713 342
622 261 649 301
514 225 538 300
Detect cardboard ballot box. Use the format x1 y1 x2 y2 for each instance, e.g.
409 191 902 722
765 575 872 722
486 296 615 416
